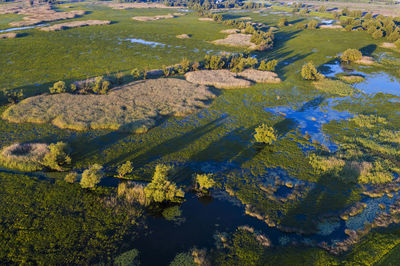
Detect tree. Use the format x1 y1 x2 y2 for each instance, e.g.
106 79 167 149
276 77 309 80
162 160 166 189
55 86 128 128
195 174 216 191
278 17 288 27
3 89 23 104
117 161 133 179
341 49 362 63
80 164 103 189
144 164 184 203
259 59 278 71
41 142 71 171
307 20 318 29
131 68 141 79
254 124 277 145
178 58 190 74
49 81 66 94
372 29 383 39
301 62 323 81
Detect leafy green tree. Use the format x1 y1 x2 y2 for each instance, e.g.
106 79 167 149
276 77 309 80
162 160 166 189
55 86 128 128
254 124 277 145
307 19 318 29
260 59 278 71
195 174 216 191
178 58 190 74
341 49 362 63
131 68 141 79
301 62 323 81
117 161 133 179
64 172 78 183
372 29 384 39
41 142 71 171
3 89 23 104
49 81 66 94
80 164 103 189
278 17 288 27
144 164 184 203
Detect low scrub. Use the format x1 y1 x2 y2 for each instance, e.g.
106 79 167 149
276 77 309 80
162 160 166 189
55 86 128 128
313 79 354 96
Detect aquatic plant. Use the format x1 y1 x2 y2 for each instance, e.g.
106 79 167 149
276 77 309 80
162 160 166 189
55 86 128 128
80 164 103 189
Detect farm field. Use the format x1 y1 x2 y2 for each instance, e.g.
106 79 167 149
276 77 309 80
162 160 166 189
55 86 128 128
1 1 400 265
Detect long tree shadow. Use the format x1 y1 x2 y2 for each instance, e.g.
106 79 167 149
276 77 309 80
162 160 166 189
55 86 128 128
109 117 228 168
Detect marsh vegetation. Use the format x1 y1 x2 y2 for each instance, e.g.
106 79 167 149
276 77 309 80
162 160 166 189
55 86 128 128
1 0 400 265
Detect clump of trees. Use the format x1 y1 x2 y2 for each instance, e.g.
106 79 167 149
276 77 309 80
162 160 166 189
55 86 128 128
144 164 185 204
258 59 278 71
3 89 23 104
341 49 362 63
116 161 133 179
42 142 71 171
80 164 103 188
254 124 277 145
194 173 216 193
49 81 67 94
301 62 324 81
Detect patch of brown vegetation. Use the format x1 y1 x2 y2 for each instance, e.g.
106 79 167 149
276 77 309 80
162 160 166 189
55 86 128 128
212 33 257 49
185 70 253 89
220 28 240 34
381 42 397 49
198 18 213 21
0 32 20 39
355 56 375 65
39 20 111 31
132 13 184 22
0 143 49 171
238 69 281 83
2 79 216 133
0 4 86 27
107 2 174 9
176 34 191 39
319 25 343 29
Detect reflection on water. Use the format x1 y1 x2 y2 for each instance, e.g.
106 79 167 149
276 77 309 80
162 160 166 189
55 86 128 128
121 38 165 47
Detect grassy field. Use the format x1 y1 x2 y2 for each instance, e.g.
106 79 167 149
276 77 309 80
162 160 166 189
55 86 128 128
1 3 400 265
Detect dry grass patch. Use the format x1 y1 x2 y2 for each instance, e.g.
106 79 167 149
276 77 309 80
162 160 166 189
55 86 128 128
319 25 343 29
0 143 49 171
380 42 398 50
39 20 111 32
338 75 365 84
2 79 216 133
238 69 281 83
212 34 257 49
238 16 252 20
0 33 20 39
176 34 191 39
107 2 174 9
132 13 184 22
355 56 375 65
198 18 213 21
0 4 86 27
220 28 240 34
185 70 253 89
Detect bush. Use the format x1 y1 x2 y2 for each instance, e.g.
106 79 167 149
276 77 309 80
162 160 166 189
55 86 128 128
178 58 190 74
307 19 318 29
372 29 384 39
278 17 288 27
49 81 66 94
195 174 216 191
170 252 196 266
341 49 362 63
117 182 148 206
41 142 71 171
3 89 23 104
301 62 323 81
64 172 78 183
131 68 141 79
117 161 133 179
80 164 103 189
144 164 184 203
254 124 277 145
114 249 140 266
